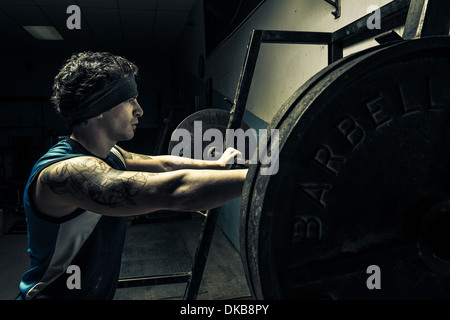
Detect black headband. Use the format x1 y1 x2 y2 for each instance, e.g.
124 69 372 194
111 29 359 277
69 75 138 124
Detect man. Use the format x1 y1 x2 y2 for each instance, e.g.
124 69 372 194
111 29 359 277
18 52 247 300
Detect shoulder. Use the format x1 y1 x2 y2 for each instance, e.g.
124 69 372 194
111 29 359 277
40 156 112 183
35 156 113 201
109 146 127 170
33 156 114 217
113 145 132 160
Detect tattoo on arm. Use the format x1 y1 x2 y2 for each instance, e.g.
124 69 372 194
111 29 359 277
39 157 151 208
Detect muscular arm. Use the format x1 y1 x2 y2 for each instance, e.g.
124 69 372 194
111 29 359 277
116 146 239 172
34 156 247 218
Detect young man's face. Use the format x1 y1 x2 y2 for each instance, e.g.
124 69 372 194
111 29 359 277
101 97 143 142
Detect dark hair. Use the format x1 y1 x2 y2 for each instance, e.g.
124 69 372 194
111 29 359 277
50 51 138 123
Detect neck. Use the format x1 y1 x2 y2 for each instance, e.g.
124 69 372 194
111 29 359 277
70 123 115 159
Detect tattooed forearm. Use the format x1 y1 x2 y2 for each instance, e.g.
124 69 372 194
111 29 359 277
39 157 150 208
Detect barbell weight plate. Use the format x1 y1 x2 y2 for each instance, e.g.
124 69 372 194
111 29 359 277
239 38 400 299
168 108 251 160
240 36 450 299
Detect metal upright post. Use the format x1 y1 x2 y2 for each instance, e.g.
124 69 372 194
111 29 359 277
183 30 264 300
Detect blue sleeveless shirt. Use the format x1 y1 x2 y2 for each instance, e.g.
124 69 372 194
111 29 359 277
18 138 129 300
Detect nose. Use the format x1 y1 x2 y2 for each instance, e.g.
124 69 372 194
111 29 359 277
133 98 144 118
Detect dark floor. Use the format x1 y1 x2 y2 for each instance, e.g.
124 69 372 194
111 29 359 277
0 210 252 300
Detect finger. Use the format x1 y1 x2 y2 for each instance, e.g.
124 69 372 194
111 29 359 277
226 150 241 163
